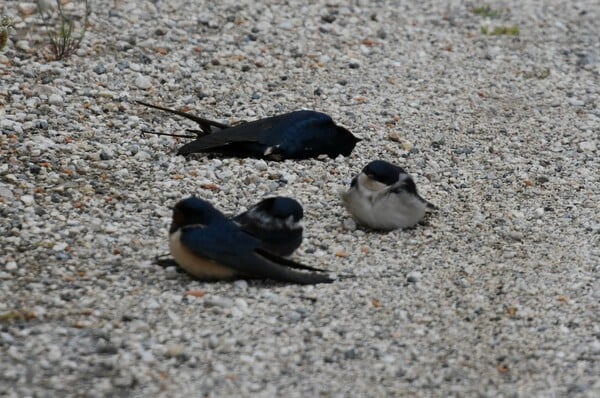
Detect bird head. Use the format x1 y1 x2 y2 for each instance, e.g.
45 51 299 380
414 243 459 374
362 160 408 186
170 196 222 233
265 197 304 223
333 126 361 157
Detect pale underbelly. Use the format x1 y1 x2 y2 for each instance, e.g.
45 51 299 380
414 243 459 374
169 230 236 280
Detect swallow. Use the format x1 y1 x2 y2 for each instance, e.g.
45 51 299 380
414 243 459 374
341 160 436 230
169 196 333 284
136 100 360 160
154 197 303 267
232 197 303 257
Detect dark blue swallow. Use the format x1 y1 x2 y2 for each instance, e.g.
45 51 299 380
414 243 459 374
233 197 303 257
168 196 333 284
136 100 360 160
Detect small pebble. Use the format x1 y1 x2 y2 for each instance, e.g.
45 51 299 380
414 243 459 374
20 195 35 205
578 141 596 152
52 242 68 251
146 300 161 310
233 280 248 290
165 344 184 358
406 271 421 283
17 2 38 17
204 296 234 308
135 75 152 89
285 311 302 323
255 160 268 171
93 64 107 75
48 94 63 106
16 40 31 52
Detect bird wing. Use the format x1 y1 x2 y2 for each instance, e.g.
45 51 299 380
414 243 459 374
179 222 332 284
388 180 437 209
176 110 332 155
255 248 328 273
232 204 303 257
180 221 260 258
231 204 272 230
176 116 280 154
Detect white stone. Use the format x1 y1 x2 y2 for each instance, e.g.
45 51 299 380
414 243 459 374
255 160 268 171
0 119 23 134
48 94 63 105
52 242 68 251
20 195 35 205
17 3 38 17
15 40 31 52
134 151 152 161
135 75 152 90
578 141 596 152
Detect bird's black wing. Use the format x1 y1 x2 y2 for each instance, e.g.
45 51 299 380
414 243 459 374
176 115 282 155
255 248 328 273
136 100 229 134
236 251 333 284
180 222 332 284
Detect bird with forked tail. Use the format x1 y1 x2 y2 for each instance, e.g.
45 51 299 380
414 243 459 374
136 100 360 160
168 196 334 285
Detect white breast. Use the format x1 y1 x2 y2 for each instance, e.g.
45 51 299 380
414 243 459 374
342 174 427 230
369 192 427 229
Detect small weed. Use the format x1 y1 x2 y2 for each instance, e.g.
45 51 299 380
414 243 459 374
0 310 37 323
0 15 14 52
522 67 551 79
472 5 502 19
37 0 91 60
481 25 520 36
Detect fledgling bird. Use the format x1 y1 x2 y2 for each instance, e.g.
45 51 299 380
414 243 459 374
233 197 303 257
169 196 333 284
341 160 435 230
136 100 360 160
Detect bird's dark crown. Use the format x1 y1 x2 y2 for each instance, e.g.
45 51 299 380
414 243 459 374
261 197 304 222
362 160 407 186
171 196 221 230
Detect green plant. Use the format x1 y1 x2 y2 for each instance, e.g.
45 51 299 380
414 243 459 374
472 5 502 19
522 67 550 79
37 0 91 60
0 15 14 52
481 25 520 36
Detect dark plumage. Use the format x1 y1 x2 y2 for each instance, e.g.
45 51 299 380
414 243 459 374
169 197 333 284
233 197 303 257
136 100 360 160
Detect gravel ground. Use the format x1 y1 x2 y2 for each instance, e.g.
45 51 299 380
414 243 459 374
1 0 599 397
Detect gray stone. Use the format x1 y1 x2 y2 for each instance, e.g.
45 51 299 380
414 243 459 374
134 75 152 89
